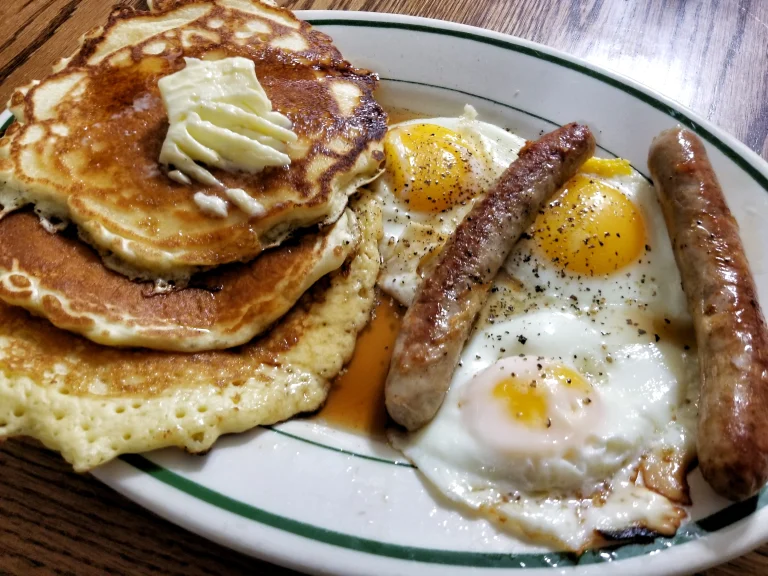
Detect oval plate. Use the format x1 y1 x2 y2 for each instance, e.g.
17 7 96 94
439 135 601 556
74 10 768 576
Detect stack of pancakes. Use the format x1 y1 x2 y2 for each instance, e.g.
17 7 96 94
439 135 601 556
0 0 387 470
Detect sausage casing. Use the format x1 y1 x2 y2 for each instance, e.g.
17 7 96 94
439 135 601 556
385 123 596 431
648 127 768 501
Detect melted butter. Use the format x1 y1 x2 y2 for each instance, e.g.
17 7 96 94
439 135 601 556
315 293 404 437
158 57 298 216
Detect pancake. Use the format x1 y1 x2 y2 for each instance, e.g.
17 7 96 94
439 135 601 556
0 0 386 281
0 193 382 471
0 208 358 352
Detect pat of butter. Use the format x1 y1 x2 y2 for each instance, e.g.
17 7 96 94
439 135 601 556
158 56 297 195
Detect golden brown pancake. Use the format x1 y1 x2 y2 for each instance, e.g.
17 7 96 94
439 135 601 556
0 0 386 281
0 208 358 352
0 194 382 471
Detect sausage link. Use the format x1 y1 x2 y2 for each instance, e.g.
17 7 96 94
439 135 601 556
385 123 596 430
648 127 768 501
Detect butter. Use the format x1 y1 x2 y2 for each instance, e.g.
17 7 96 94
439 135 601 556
158 57 297 215
193 192 228 218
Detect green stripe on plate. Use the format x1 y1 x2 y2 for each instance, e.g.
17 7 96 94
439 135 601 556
264 425 414 468
312 18 768 194
5 18 768 567
0 114 13 133
378 77 653 182
128 18 766 564
120 452 768 568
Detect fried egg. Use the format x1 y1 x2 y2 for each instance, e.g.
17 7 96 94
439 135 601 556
390 309 699 551
502 158 689 321
381 117 700 549
373 106 526 305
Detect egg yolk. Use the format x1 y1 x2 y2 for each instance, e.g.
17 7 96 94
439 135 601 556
547 365 592 395
533 174 645 276
580 157 632 178
493 377 548 428
383 124 473 213
492 364 592 428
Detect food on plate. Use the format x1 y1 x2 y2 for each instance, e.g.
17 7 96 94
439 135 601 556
385 123 597 431
373 106 527 306
0 0 384 470
390 309 697 550
384 117 704 549
315 293 404 437
157 56 299 189
0 0 385 281
503 153 690 321
0 194 381 472
0 209 358 351
1 0 764 554
649 127 768 501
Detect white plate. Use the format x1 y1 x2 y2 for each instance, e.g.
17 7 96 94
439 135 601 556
7 9 768 576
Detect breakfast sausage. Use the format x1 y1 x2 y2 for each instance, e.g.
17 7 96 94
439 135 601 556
648 127 768 501
385 123 596 430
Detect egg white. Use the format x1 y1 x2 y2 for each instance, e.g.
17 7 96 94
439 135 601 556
503 168 689 322
374 106 526 306
378 115 700 549
390 309 698 551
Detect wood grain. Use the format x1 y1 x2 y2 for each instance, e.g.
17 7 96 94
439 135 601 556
1 0 767 575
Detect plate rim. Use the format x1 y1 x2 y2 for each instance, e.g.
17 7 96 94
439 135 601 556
302 12 768 191
4 8 768 575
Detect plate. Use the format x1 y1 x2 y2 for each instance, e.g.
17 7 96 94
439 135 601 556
7 9 768 576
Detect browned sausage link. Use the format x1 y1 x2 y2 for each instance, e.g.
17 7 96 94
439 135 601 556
385 123 596 431
648 127 768 501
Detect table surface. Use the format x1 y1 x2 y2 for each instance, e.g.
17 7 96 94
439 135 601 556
1 0 767 574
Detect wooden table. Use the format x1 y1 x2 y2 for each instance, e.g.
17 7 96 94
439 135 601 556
1 0 767 574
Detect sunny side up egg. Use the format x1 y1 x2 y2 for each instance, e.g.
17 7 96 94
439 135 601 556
382 118 701 550
390 310 699 551
502 158 690 322
372 106 527 306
